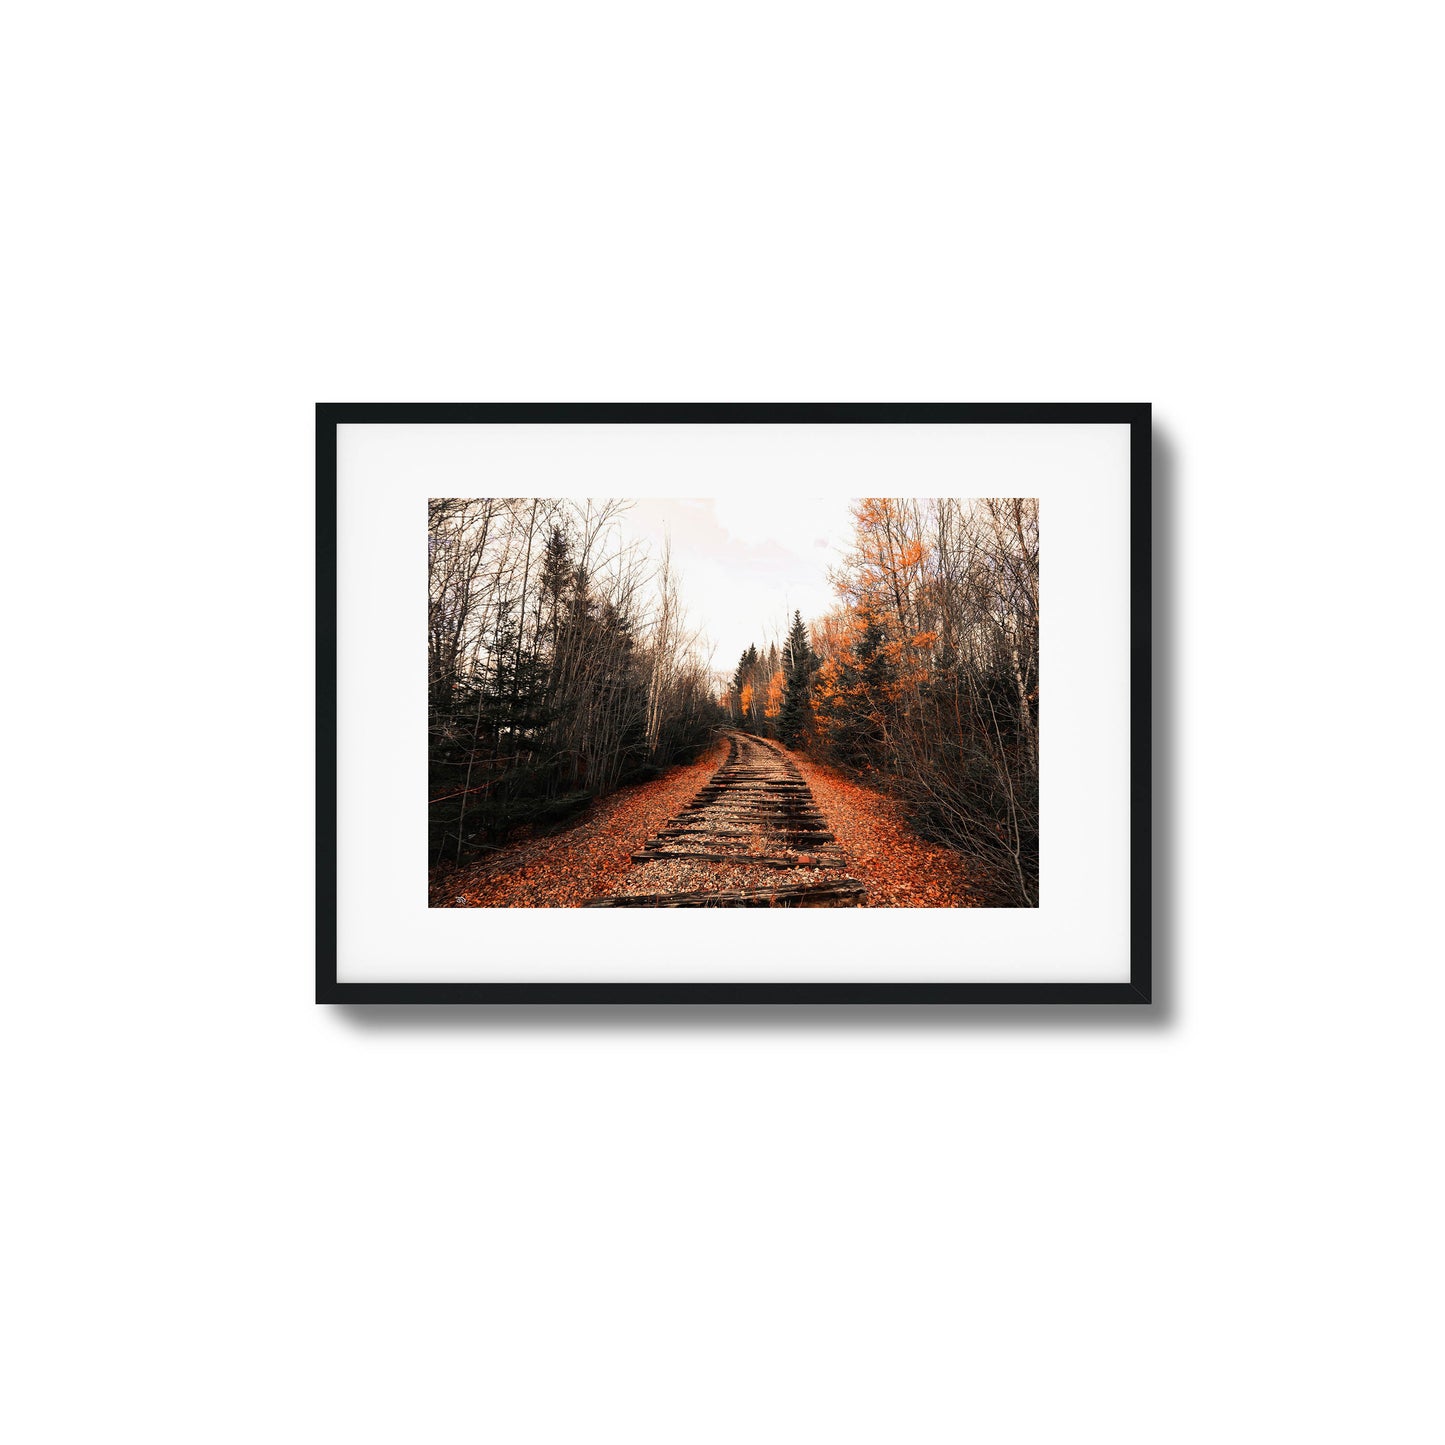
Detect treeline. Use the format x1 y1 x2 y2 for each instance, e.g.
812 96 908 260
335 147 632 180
722 611 815 747
729 498 1040 906
429 498 720 867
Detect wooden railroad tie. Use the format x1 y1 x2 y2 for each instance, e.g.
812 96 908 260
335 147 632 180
632 850 846 868
584 878 867 908
664 831 830 842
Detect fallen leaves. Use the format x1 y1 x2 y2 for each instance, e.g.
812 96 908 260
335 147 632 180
782 747 982 908
430 738 729 908
430 731 983 909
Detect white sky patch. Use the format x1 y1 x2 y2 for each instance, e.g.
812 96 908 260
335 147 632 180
617 497 856 676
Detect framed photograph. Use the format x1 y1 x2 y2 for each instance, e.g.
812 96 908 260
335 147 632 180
318 404 1150 1004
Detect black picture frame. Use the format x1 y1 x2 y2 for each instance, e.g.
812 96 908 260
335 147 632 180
317 403 1151 1005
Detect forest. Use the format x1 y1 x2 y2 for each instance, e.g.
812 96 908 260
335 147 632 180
429 496 1039 906
724 498 1039 906
428 498 721 866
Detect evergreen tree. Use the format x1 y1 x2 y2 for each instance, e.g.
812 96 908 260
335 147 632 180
731 649 751 695
778 610 814 747
733 643 759 730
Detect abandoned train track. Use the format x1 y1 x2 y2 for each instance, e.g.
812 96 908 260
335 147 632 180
584 731 867 907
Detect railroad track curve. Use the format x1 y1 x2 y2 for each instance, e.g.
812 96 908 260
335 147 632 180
584 730 866 907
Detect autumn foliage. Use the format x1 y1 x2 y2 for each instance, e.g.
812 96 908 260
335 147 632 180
738 498 1040 906
433 494 1040 908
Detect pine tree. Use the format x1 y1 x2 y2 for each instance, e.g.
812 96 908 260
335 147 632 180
733 644 760 730
778 610 814 747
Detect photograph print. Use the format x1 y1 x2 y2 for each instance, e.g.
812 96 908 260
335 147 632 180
429 495 1040 911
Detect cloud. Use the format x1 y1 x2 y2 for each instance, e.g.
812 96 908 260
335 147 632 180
611 497 853 674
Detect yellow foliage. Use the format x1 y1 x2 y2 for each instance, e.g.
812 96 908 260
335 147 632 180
764 669 784 718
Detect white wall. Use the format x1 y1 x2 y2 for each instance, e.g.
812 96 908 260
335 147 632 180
6 5 1439 1442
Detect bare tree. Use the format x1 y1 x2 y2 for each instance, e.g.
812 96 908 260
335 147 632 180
809 497 1040 905
428 498 722 869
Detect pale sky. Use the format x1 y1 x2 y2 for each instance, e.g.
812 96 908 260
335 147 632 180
616 497 856 677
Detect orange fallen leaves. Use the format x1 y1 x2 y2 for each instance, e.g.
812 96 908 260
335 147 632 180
430 734 982 910
782 748 981 909
430 738 729 908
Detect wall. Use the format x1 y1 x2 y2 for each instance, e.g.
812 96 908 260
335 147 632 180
6 4 1438 1442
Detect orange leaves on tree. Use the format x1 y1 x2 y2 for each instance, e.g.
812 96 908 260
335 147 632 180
763 669 784 719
